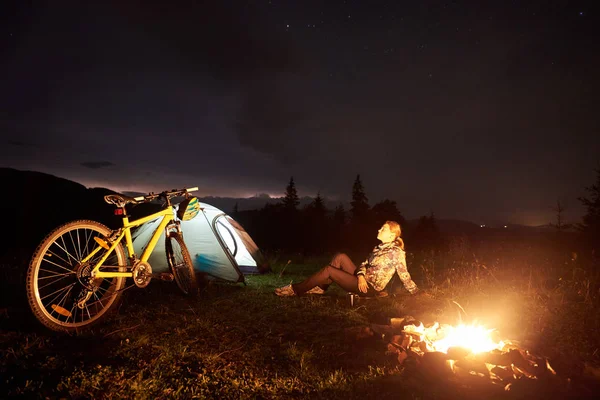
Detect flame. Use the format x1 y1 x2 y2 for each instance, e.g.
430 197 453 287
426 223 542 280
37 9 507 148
404 322 505 355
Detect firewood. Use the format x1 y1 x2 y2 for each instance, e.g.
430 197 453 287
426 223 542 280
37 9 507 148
446 346 470 360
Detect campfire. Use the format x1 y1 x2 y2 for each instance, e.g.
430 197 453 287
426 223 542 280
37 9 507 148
373 316 568 396
403 321 506 354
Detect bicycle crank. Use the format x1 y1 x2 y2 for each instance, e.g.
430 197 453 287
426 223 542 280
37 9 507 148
132 261 153 288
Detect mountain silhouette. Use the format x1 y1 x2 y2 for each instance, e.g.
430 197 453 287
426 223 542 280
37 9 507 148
0 168 560 259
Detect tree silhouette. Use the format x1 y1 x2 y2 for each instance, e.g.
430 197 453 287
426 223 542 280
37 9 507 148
282 176 300 211
303 192 328 254
372 199 406 227
578 167 600 249
550 199 572 233
330 204 347 251
333 204 346 228
350 174 369 222
411 212 442 250
311 192 326 214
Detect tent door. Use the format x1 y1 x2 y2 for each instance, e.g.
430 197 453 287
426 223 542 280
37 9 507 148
214 216 238 258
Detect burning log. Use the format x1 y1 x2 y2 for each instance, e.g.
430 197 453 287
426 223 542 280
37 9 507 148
372 316 571 396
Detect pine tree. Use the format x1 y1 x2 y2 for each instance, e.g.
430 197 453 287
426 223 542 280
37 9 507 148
372 199 406 227
282 176 299 211
313 192 324 210
333 204 346 227
350 174 369 221
303 192 328 254
308 192 326 217
578 167 600 247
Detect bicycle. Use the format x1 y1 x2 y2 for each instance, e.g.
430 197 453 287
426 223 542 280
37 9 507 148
26 187 200 333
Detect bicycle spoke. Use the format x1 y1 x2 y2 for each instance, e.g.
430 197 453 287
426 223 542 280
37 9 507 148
28 220 128 331
84 303 92 321
41 283 76 302
75 228 82 261
95 285 110 295
38 274 73 291
44 244 72 268
56 286 74 310
57 236 80 265
69 229 82 261
40 258 75 275
82 229 97 260
50 285 74 318
44 284 77 309
91 291 106 309
38 269 74 279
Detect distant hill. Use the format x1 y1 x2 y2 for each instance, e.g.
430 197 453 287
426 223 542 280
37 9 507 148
122 192 345 214
408 219 481 235
0 168 121 257
1 167 567 257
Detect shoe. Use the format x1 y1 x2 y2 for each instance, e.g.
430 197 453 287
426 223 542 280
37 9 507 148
275 284 296 297
305 286 325 295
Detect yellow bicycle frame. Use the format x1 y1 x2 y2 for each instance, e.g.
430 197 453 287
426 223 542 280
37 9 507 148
81 207 176 279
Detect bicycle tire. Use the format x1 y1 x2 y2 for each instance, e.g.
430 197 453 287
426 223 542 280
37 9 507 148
165 232 198 296
26 220 127 332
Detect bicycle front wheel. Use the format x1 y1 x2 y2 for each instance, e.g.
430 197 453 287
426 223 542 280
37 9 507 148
166 232 198 295
26 220 127 332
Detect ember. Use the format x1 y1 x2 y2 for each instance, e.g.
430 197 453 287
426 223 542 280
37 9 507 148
375 316 570 396
403 322 505 354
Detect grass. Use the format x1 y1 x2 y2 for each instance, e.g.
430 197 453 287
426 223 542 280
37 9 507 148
1 239 600 399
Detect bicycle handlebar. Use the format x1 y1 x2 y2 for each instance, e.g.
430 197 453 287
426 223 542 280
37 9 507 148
133 187 198 203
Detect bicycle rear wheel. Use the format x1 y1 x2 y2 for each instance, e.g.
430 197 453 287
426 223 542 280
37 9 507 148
26 220 127 332
166 232 198 295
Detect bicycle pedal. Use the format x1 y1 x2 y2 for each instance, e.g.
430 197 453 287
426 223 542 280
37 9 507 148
154 273 174 282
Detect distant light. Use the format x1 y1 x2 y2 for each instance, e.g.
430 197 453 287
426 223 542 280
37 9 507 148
480 224 485 228
504 225 507 228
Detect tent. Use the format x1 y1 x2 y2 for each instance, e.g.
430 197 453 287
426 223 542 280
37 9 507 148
132 202 266 283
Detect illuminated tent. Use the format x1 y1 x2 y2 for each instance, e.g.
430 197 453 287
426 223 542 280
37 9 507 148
132 202 266 283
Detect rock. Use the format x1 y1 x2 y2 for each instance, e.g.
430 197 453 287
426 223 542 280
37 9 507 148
370 323 394 337
474 350 512 366
420 351 452 378
490 365 513 381
386 343 401 355
454 359 490 378
397 349 408 364
391 334 412 349
446 346 470 360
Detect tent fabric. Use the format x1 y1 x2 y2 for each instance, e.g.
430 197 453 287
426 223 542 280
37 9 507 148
132 202 261 282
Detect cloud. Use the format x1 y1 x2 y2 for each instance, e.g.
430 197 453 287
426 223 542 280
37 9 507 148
80 161 115 170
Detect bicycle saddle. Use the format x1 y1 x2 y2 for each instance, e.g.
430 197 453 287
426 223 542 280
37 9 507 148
104 194 138 208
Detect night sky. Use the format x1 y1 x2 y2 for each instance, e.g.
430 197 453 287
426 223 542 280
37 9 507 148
1 1 598 226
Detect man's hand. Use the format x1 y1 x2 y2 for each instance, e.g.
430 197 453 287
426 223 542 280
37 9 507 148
357 275 368 293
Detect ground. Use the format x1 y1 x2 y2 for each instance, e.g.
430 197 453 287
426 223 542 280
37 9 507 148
1 252 600 399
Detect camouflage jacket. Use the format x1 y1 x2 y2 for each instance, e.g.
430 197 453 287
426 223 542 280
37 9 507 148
356 242 418 293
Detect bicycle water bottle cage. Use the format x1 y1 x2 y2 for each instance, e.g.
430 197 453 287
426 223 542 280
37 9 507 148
177 197 201 221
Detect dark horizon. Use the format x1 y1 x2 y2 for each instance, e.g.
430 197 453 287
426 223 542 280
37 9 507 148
1 1 598 227
1 166 583 228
